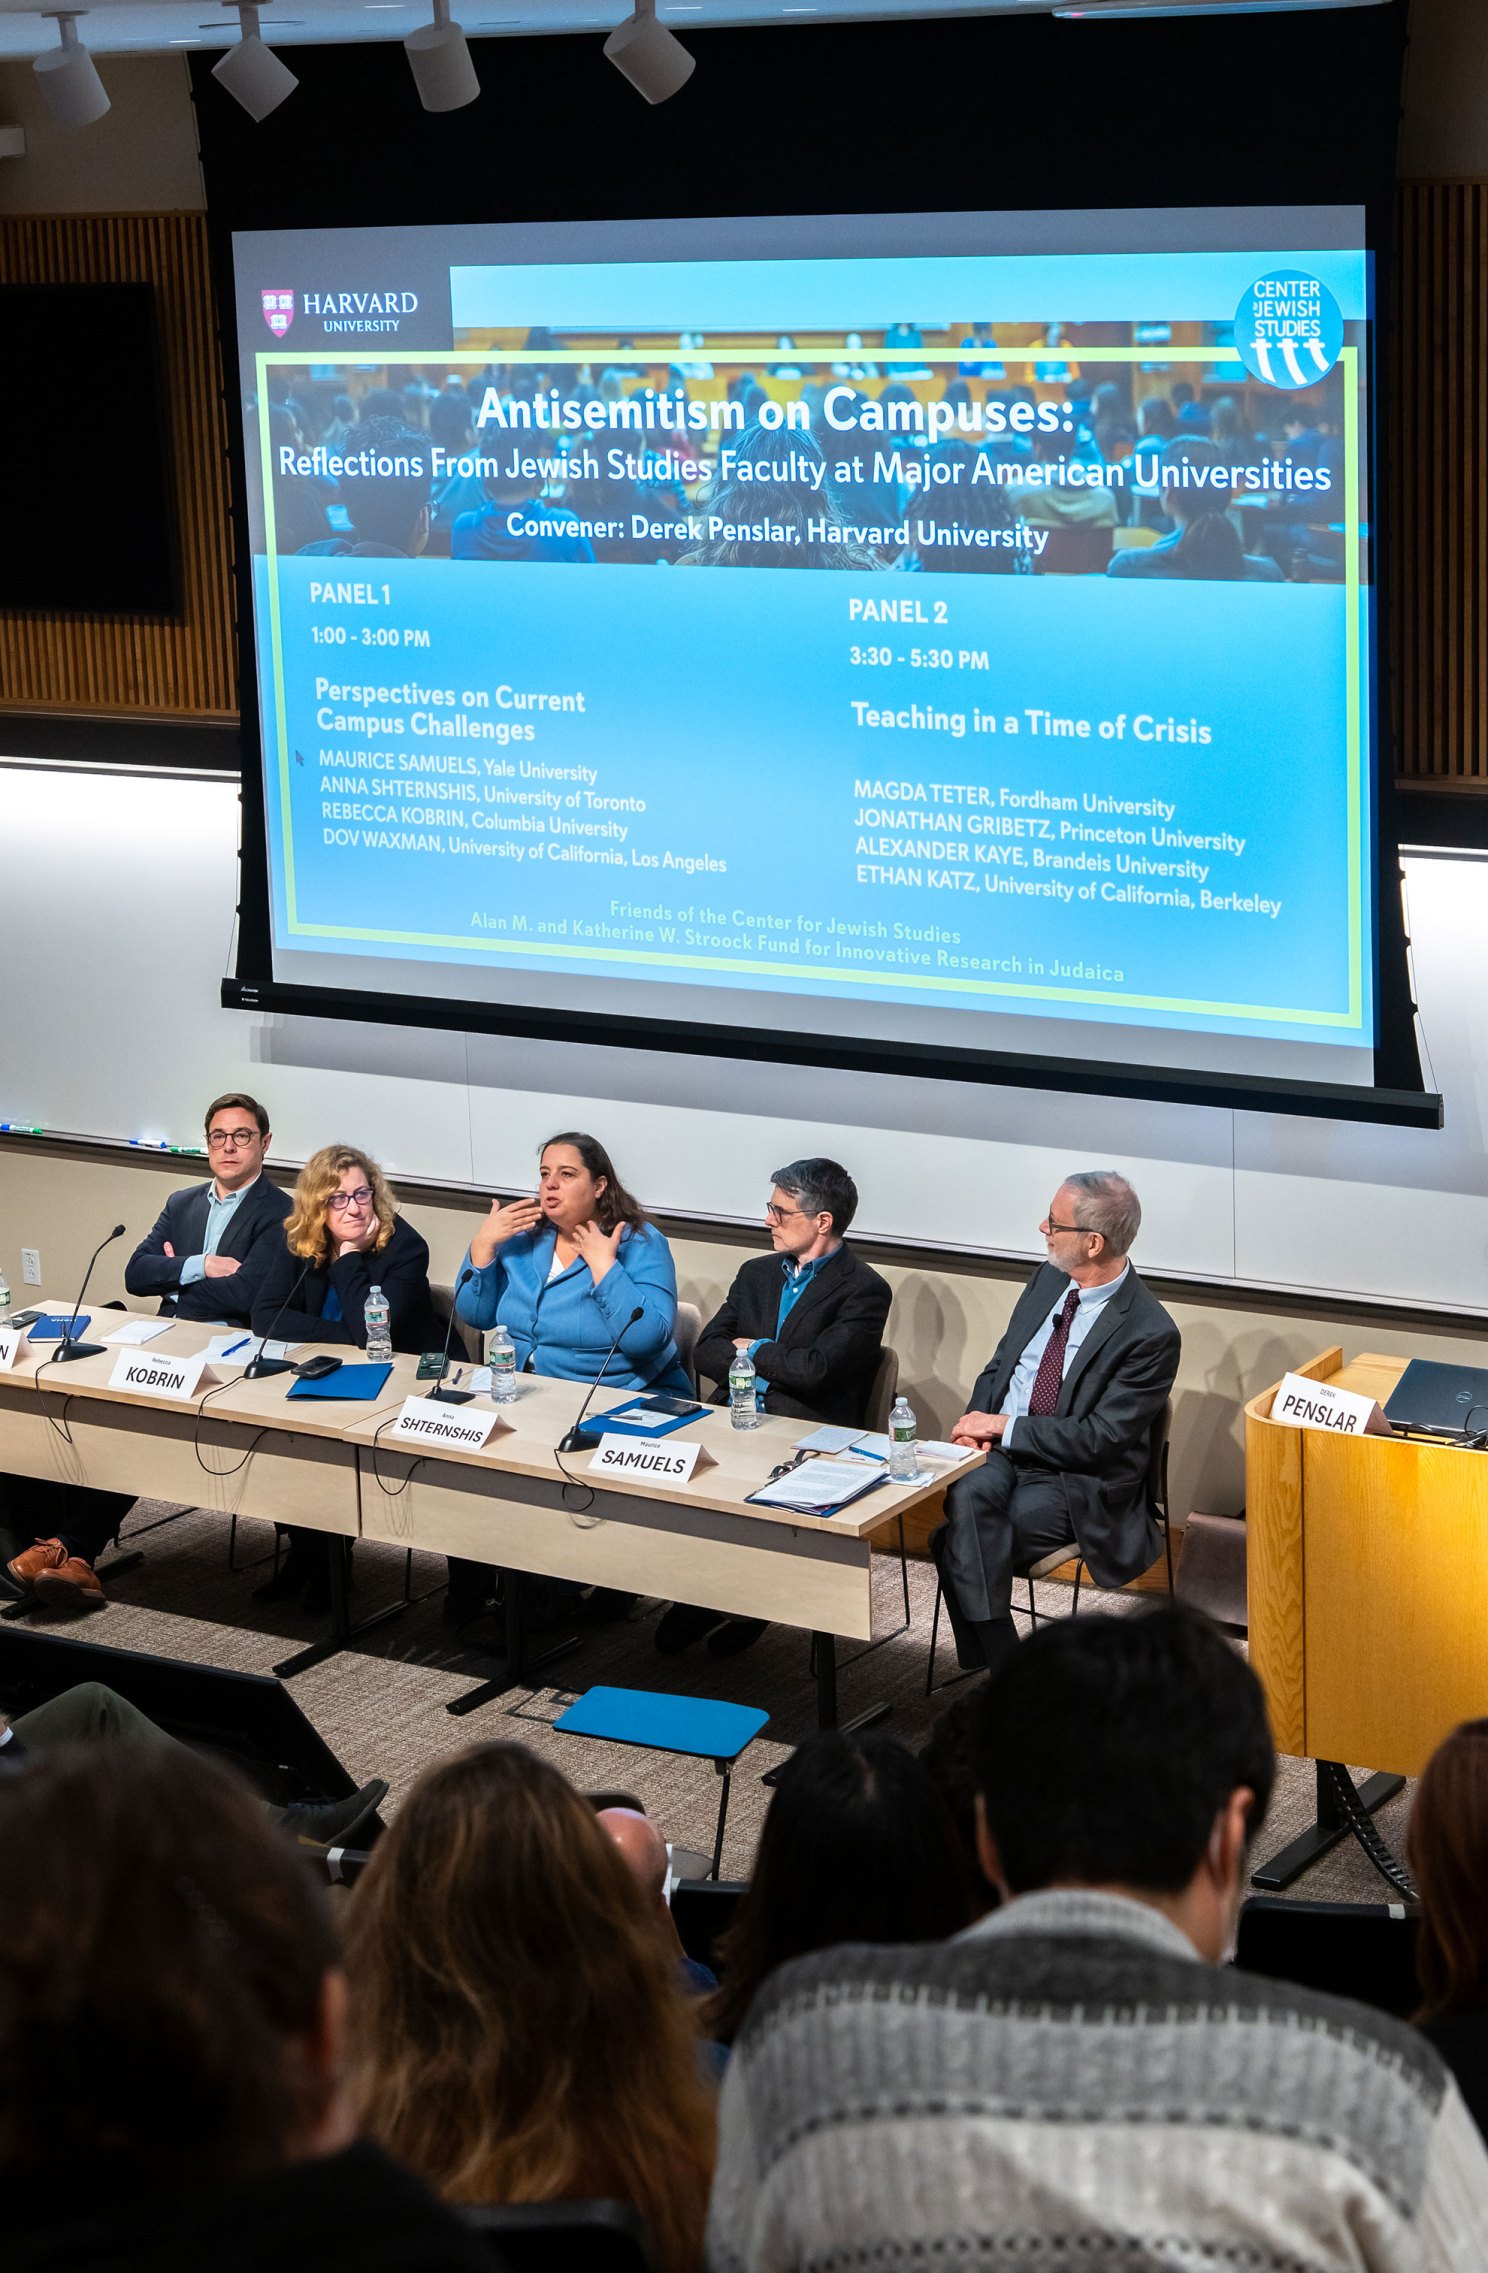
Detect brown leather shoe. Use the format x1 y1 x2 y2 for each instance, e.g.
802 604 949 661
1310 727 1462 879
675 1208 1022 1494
3 1538 67 1597
34 1556 107 1613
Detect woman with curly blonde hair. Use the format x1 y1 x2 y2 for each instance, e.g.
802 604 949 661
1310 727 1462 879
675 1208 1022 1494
247 1143 441 1608
343 1744 716 2273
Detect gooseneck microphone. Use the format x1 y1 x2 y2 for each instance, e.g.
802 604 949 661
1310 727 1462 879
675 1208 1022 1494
244 1259 310 1380
557 1306 646 1454
55 1224 126 1363
427 1267 476 1404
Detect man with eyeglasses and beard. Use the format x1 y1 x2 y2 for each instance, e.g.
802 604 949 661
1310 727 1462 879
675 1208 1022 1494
658 1158 892 1659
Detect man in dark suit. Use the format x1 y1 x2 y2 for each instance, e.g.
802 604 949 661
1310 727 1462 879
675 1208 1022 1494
934 1170 1179 1676
124 1092 290 1327
659 1158 892 1658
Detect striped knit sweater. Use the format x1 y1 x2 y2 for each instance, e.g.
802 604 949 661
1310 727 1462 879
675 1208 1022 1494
707 1889 1488 2273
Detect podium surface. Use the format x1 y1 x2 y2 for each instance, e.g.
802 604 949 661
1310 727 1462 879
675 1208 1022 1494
1247 1348 1488 1778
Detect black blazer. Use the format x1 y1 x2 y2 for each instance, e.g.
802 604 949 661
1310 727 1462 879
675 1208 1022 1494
123 1177 292 1326
247 1214 442 1355
695 1245 892 1428
968 1261 1180 1589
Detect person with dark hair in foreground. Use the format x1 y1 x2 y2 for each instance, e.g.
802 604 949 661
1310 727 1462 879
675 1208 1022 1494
0 1746 493 2273
1410 1717 1488 2139
703 1729 973 2048
344 1743 715 2273
708 1607 1488 2273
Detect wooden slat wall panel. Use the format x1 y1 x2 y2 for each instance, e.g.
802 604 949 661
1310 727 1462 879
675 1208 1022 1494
1394 183 1488 788
0 214 236 719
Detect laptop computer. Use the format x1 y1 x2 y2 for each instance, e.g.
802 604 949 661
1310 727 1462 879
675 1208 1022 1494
1382 1358 1488 1437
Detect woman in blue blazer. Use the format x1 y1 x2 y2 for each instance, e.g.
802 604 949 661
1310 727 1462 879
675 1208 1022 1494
448 1131 690 1629
455 1131 690 1395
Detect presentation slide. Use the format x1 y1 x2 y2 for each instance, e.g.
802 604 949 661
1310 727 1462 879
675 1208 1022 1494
231 208 1375 1087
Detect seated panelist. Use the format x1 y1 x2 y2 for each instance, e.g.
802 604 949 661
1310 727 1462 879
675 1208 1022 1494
660 1157 891 1660
249 1145 441 1614
454 1131 690 1396
124 1093 290 1327
934 1170 1180 1677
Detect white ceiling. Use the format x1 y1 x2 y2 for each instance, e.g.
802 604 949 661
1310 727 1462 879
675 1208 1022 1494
0 0 1385 63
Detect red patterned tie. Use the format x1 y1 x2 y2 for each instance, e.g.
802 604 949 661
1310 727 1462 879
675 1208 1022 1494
1027 1288 1081 1418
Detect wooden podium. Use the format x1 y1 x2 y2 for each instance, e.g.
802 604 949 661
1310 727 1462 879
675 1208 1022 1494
1246 1347 1488 1887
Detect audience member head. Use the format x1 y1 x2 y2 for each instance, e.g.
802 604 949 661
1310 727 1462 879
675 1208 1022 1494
1409 1719 1488 2020
705 1730 973 2043
363 386 406 422
428 390 474 455
343 1744 714 2273
335 415 432 556
597 1806 672 1917
1208 394 1248 452
1137 393 1178 442
767 1156 858 1256
538 1130 646 1238
972 1605 1275 1962
919 1690 999 1916
204 1091 271 1190
1156 437 1247 577
1041 1168 1141 1278
286 1142 397 1265
0 1746 346 2190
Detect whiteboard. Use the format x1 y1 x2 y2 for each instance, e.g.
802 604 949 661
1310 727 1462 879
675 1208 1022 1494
2 758 1484 1315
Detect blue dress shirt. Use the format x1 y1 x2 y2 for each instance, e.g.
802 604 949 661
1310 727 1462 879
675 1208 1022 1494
747 1246 842 1381
176 1176 258 1288
1000 1265 1129 1450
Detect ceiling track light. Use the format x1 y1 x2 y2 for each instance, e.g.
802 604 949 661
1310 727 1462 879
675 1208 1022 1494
405 0 480 111
604 0 694 104
33 14 110 129
211 1 299 121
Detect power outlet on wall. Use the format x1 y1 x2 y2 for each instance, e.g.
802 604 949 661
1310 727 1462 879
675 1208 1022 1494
20 1249 40 1285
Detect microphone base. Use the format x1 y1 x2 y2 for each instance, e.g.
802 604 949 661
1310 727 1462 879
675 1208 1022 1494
557 1425 602 1454
426 1386 475 1404
243 1357 294 1381
53 1339 104 1363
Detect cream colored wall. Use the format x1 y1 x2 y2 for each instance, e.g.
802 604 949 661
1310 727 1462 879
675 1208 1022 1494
5 1138 1486 1527
0 56 204 214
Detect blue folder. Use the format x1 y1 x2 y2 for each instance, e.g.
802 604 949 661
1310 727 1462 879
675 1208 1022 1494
28 1314 90 1340
591 1399 710 1441
287 1363 393 1401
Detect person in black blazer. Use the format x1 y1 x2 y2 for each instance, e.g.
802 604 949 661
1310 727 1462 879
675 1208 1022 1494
247 1143 441 1612
661 1158 892 1657
935 1170 1179 1676
124 1092 290 1328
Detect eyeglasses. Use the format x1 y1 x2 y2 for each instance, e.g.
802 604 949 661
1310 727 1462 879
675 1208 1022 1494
208 1129 260 1148
765 1203 809 1224
1042 1217 1089 1236
327 1187 374 1211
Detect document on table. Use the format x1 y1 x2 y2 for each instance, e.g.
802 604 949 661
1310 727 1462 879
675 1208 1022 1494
101 1318 175 1347
746 1460 890 1516
203 1332 295 1364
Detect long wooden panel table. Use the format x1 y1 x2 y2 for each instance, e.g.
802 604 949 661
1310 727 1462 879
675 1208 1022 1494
0 1308 974 1724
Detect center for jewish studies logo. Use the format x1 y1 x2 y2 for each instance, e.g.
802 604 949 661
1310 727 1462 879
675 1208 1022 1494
1233 273 1343 389
261 288 295 338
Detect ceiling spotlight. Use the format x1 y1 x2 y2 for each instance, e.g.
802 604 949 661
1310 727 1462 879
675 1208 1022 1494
604 0 693 102
211 2 298 121
33 14 110 128
405 0 480 109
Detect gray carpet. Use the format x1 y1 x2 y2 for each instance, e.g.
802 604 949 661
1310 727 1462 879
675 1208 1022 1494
4 1499 1413 1899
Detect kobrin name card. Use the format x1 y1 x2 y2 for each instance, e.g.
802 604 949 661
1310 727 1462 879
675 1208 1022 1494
1271 1371 1392 1438
390 1397 500 1451
107 1349 220 1401
591 1434 706 1485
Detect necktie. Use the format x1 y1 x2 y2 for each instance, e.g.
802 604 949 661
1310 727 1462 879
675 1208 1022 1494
1027 1288 1081 1418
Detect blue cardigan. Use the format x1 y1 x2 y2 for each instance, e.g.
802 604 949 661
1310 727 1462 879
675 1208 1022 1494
454 1221 691 1394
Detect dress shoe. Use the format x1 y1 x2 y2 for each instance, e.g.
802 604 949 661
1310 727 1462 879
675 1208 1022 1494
706 1615 768 1659
33 1556 106 1614
276 1778 389 1850
1 1538 67 1600
654 1601 728 1655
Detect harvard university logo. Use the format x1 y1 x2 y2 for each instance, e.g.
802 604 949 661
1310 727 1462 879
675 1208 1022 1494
261 288 295 338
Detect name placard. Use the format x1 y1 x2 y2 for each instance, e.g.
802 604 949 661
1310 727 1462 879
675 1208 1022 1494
108 1348 219 1401
1272 1371 1392 1438
390 1396 499 1452
0 1327 28 1373
591 1433 704 1485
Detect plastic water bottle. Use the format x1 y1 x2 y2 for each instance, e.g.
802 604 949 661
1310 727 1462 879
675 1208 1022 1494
364 1285 392 1365
730 1346 763 1430
488 1324 517 1403
889 1395 919 1482
0 1268 10 1325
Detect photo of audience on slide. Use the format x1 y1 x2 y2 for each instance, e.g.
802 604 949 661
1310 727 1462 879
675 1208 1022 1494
258 314 1359 584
